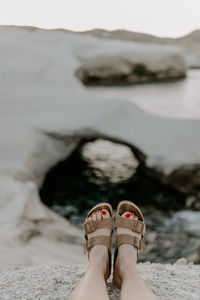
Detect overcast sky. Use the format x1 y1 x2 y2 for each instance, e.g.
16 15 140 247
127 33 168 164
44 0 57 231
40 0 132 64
0 0 200 37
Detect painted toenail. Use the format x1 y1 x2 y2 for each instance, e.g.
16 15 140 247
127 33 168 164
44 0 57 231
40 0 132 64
97 210 100 213
134 216 138 220
93 212 96 214
125 213 131 218
89 215 92 218
102 210 107 215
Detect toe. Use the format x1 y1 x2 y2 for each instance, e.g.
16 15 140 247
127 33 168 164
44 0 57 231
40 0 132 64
122 212 132 219
101 209 110 219
130 213 134 221
92 212 97 221
96 210 101 221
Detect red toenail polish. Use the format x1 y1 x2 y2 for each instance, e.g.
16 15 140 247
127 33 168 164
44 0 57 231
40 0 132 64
97 210 100 213
102 210 107 215
89 215 92 218
93 212 96 214
125 213 131 218
134 216 138 219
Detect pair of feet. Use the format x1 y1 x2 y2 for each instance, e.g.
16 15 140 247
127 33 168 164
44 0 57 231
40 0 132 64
85 208 140 286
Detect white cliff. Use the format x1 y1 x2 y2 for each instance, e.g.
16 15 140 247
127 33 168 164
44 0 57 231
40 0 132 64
0 26 199 267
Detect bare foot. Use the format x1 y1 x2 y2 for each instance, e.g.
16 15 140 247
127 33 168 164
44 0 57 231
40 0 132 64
85 209 111 280
113 212 141 288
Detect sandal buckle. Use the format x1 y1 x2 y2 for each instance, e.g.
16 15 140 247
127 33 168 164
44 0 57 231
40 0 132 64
132 220 137 232
89 221 95 232
133 236 141 250
87 239 93 250
140 223 144 234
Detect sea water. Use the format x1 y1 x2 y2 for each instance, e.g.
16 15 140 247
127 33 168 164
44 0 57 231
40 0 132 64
88 69 200 120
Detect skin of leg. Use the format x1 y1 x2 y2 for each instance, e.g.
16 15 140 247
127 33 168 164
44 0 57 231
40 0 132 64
69 246 109 300
119 244 158 300
114 213 158 300
68 209 111 300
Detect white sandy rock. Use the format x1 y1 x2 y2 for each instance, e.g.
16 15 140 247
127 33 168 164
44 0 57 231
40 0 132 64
0 263 199 299
0 26 200 267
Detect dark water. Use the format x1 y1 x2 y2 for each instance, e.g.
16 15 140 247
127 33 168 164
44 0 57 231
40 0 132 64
40 138 200 263
40 139 184 227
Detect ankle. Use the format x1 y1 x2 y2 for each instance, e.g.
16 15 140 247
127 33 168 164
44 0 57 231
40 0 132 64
118 244 137 264
88 245 108 272
117 244 137 277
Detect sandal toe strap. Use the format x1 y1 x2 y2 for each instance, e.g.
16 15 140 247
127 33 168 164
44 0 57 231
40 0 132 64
84 235 111 254
116 234 146 252
116 214 146 235
84 216 114 235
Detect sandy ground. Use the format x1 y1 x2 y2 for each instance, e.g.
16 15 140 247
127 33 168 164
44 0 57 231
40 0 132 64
0 262 199 300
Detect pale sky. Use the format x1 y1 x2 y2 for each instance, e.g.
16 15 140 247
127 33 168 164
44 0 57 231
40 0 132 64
0 0 200 38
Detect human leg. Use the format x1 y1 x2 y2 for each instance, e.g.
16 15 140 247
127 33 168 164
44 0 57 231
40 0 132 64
69 207 112 300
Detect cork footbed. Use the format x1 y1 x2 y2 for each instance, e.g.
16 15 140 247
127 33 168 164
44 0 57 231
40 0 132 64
86 202 113 218
117 200 144 221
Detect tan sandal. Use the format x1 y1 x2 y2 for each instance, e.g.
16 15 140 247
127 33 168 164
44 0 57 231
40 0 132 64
114 200 146 268
83 203 114 279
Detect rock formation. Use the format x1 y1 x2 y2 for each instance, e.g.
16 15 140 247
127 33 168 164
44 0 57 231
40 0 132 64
0 26 199 267
76 45 186 85
83 28 200 68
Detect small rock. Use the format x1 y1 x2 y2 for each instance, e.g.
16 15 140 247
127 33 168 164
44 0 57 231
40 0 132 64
174 258 187 265
53 276 63 284
156 264 165 270
170 270 176 276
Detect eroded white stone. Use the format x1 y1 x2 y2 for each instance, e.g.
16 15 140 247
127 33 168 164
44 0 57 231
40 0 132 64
0 26 199 267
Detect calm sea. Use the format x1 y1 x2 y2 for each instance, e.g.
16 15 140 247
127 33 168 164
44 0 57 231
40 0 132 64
88 69 200 120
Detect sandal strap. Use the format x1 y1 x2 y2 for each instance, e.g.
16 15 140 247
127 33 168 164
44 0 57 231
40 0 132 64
84 216 114 235
116 234 145 252
116 214 146 236
84 235 112 254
